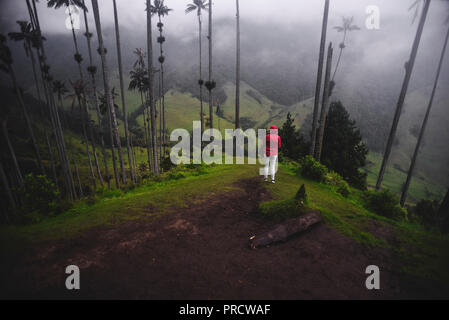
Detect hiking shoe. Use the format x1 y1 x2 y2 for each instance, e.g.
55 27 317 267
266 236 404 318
271 180 275 184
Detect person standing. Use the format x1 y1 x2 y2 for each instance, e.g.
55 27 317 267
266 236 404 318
264 125 281 183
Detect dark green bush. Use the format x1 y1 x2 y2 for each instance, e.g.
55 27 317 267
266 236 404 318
160 156 175 172
325 171 350 197
299 155 328 182
137 162 149 179
168 172 185 180
410 199 439 226
363 189 406 220
16 174 61 222
337 181 350 198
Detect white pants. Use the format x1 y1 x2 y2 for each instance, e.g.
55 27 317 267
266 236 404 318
264 155 278 180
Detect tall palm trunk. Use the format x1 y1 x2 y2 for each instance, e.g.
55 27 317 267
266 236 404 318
159 72 163 164
145 89 153 171
7 64 44 175
91 0 125 187
315 42 333 162
198 12 204 134
28 44 42 102
438 188 449 233
310 0 330 156
140 90 151 169
159 16 167 158
113 0 135 183
44 129 58 190
69 137 83 198
376 0 430 189
28 0 76 200
0 160 15 216
82 0 110 189
67 5 83 79
2 119 23 187
83 96 103 189
208 0 213 129
147 0 159 174
107 95 120 188
77 95 96 191
235 0 240 129
400 24 449 206
130 133 137 178
67 5 103 190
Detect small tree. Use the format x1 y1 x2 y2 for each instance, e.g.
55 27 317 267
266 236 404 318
279 112 309 160
321 101 368 189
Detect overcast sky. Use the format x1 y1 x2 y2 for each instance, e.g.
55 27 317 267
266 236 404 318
1 0 448 37
1 0 448 93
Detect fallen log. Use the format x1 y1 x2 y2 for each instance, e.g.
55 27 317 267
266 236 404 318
249 211 322 248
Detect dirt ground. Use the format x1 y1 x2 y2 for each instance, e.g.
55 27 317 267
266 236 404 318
0 178 444 299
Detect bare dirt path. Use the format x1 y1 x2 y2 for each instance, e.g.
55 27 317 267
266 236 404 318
1 178 411 299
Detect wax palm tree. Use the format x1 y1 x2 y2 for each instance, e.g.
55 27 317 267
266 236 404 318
310 0 329 157
129 67 152 167
48 1 104 187
315 42 333 162
26 0 76 199
439 188 449 233
2 118 23 188
47 0 87 78
151 0 172 157
146 0 159 174
132 48 153 169
66 80 97 191
91 0 127 187
376 0 431 189
186 0 209 133
52 80 68 116
205 0 216 130
235 0 241 129
50 79 69 186
400 18 449 206
0 33 45 175
112 0 135 183
0 159 16 217
81 0 111 188
331 16 360 83
8 20 45 102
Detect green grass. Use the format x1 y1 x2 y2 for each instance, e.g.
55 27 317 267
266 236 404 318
2 158 449 287
0 163 255 244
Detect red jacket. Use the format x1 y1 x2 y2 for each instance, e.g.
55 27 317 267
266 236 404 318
266 125 281 156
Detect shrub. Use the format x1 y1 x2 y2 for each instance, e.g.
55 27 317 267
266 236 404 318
363 189 406 220
137 162 149 179
410 199 439 226
16 174 61 222
349 171 368 191
337 180 350 198
19 174 59 212
325 171 350 197
168 172 185 180
299 155 328 182
160 156 175 172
